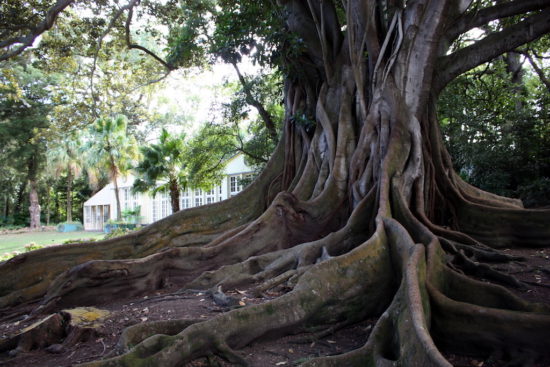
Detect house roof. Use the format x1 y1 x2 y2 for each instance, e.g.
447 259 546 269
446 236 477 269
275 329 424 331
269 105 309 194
84 184 113 206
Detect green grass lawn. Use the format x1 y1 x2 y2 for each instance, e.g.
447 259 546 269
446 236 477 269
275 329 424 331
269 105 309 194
0 230 105 255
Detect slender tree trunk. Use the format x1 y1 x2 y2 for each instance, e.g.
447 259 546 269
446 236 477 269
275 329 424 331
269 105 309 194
169 178 180 213
27 154 41 229
66 167 73 222
113 173 122 222
45 187 51 226
3 193 8 219
14 180 27 215
28 178 40 229
54 190 60 224
108 149 123 221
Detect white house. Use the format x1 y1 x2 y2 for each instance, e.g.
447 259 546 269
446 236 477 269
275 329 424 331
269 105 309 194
83 154 254 231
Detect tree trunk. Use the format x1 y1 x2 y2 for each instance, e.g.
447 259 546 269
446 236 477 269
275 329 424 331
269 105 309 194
112 174 122 222
169 178 180 213
27 154 41 230
45 187 51 226
14 180 27 215
66 167 73 223
3 193 9 219
28 179 40 229
1 1 549 366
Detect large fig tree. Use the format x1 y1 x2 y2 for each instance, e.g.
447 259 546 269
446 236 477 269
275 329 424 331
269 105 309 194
1 0 550 366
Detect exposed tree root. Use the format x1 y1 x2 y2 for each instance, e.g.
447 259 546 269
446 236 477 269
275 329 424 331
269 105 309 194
29 189 346 316
76 223 394 367
454 202 550 249
0 307 112 357
0 145 286 311
2 3 550 366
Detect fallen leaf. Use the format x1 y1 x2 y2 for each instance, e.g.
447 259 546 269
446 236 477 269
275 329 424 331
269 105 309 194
276 362 287 366
239 301 246 306
327 340 336 344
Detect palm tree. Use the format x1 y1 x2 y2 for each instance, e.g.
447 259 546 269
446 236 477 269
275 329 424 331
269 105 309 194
86 115 140 221
132 129 188 213
46 136 84 222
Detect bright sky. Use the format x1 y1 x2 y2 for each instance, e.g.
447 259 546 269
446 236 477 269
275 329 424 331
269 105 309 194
148 58 259 138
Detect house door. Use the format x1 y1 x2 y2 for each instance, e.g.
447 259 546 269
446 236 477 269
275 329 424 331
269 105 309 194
95 206 102 230
103 205 110 229
91 206 97 230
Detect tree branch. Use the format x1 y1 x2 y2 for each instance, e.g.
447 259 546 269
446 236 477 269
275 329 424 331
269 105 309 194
231 62 279 143
521 50 550 92
125 5 174 71
435 7 550 93
446 0 550 44
0 0 74 61
88 0 140 117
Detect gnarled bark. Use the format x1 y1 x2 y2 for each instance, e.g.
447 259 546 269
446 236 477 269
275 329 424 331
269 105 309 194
1 1 549 366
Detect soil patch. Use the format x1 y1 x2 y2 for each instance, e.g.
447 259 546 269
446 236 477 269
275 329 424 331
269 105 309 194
0 247 548 366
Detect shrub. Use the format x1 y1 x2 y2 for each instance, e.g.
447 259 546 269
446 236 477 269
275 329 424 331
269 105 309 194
24 242 44 252
62 237 98 245
517 178 550 208
103 227 135 240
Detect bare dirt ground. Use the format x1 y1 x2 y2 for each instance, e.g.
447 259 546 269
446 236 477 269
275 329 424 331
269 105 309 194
0 247 549 367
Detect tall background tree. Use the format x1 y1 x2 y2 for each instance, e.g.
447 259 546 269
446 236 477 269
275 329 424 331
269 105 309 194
1 1 550 366
132 129 189 213
45 136 85 222
85 115 140 221
438 35 550 207
0 61 53 228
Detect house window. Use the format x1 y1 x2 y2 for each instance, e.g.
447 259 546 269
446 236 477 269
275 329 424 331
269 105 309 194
206 187 215 204
195 188 202 196
181 198 190 209
152 200 159 222
161 192 172 218
195 197 203 206
180 190 190 210
230 175 242 195
121 188 128 210
131 192 139 209
84 207 92 223
161 199 168 218
103 205 110 223
121 188 138 210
